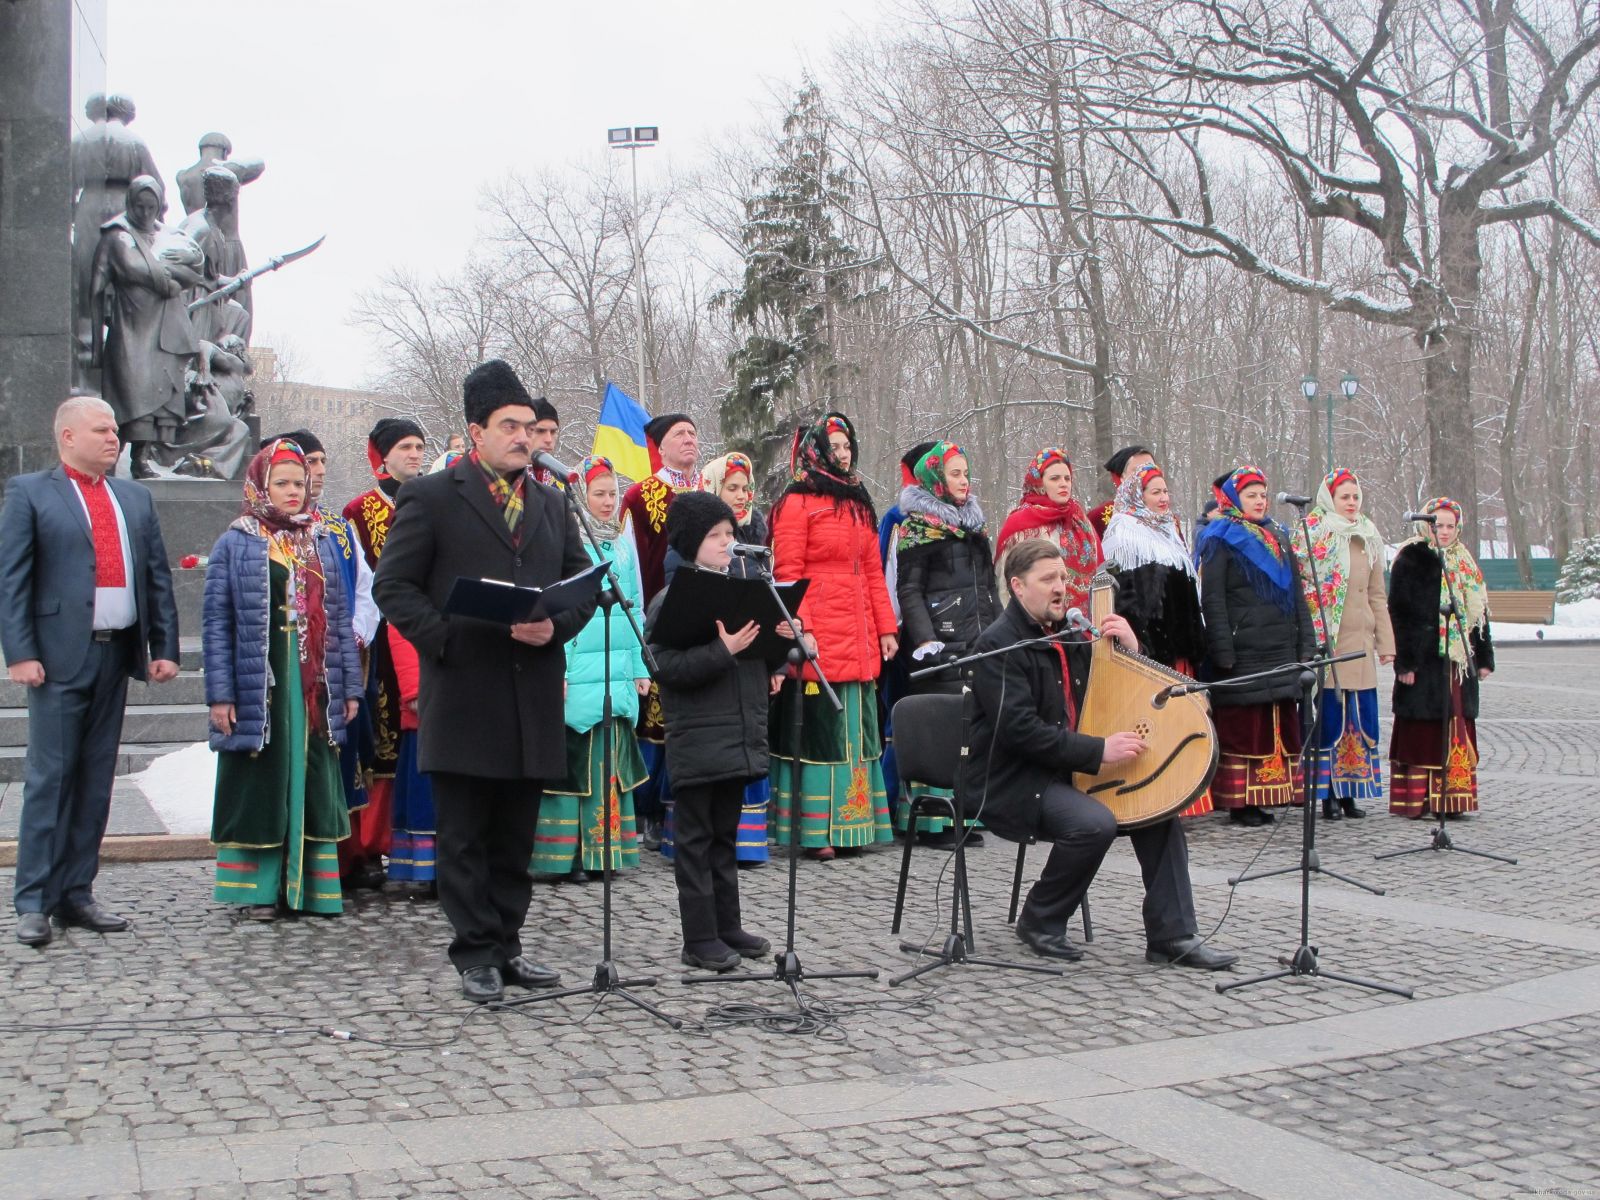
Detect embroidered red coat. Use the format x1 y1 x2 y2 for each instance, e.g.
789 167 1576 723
622 474 684 605
770 492 898 685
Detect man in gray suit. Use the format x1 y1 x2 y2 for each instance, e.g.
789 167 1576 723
0 395 180 947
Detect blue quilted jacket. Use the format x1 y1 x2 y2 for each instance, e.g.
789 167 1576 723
202 527 363 752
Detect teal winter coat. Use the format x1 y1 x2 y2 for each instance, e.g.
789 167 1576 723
564 532 648 733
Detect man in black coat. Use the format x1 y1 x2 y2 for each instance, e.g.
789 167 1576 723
960 539 1237 970
373 361 596 1003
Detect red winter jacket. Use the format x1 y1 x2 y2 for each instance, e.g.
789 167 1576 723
771 492 898 684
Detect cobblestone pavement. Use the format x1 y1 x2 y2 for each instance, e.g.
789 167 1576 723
0 644 1594 1198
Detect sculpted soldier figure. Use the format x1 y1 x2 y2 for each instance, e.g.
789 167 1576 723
180 168 255 344
89 176 204 478
176 131 264 216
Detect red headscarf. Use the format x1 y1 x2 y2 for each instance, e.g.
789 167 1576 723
996 447 1103 610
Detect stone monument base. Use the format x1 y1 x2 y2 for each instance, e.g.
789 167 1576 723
139 479 240 636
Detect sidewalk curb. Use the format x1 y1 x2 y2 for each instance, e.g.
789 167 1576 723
0 834 213 867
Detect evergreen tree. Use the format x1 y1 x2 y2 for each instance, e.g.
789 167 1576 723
715 81 872 493
1555 535 1600 603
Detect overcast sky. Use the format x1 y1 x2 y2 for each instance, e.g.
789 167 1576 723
99 1 879 389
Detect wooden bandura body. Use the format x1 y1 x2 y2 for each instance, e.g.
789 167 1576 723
1070 574 1218 828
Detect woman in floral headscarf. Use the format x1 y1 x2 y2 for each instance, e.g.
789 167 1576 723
203 439 363 918
1387 498 1493 818
769 413 899 860
1291 468 1396 821
700 451 772 865
995 448 1102 613
1195 465 1317 827
530 456 650 880
701 451 768 547
1101 462 1211 818
894 441 1001 844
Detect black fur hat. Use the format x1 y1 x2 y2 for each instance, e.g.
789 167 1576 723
1104 444 1153 478
645 412 695 450
463 359 535 427
665 490 736 562
260 428 323 456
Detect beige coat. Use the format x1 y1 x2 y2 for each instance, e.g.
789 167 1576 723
1327 539 1396 692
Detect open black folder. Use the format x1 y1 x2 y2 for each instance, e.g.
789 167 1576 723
443 559 610 625
650 568 810 668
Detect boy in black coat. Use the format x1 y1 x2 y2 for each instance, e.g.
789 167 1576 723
645 492 785 972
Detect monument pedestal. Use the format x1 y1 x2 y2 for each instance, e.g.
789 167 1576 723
139 479 240 636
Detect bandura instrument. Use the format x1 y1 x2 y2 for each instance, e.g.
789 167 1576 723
1071 573 1218 828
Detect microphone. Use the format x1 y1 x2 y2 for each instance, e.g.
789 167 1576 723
1403 511 1438 523
1276 492 1314 507
1064 607 1101 638
730 543 771 559
530 450 580 483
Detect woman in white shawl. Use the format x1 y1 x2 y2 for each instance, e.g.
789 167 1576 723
1102 462 1211 817
1291 468 1396 820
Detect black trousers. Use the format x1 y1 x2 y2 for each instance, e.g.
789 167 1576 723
672 778 745 944
1020 782 1196 943
430 773 543 972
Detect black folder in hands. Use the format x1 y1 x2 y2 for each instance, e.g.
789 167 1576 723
651 569 810 667
444 559 610 625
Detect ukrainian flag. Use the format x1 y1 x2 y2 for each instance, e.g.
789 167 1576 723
592 382 653 483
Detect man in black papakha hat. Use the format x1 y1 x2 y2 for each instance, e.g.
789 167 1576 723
373 359 596 1004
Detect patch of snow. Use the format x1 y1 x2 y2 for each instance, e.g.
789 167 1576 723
131 741 215 837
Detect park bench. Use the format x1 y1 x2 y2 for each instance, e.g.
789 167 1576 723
1491 589 1557 624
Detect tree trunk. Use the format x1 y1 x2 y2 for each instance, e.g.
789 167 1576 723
1423 201 1482 548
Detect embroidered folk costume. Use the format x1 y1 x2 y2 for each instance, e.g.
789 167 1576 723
531 457 648 877
769 414 897 854
995 448 1103 614
620 412 702 849
1100 463 1211 818
205 440 362 914
1290 468 1396 816
338 416 426 885
1387 498 1494 817
1195 466 1316 822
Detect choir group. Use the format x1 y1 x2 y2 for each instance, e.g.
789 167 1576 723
200 404 1494 959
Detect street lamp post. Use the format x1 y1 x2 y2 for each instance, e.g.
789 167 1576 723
1302 371 1360 479
607 125 659 405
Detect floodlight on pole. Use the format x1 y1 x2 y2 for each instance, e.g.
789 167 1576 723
606 124 660 405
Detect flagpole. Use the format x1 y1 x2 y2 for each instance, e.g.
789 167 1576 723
607 124 659 410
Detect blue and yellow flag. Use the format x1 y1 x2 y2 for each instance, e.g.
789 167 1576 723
592 382 653 483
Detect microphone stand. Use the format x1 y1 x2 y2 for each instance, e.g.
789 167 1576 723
682 552 880 997
1190 652 1412 998
1375 524 1516 867
887 634 1078 986
1230 500 1384 897
503 480 682 1028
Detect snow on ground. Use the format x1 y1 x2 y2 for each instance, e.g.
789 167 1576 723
1492 597 1600 642
132 741 215 836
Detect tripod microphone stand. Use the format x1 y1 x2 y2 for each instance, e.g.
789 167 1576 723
1191 658 1411 998
682 554 879 996
503 481 682 1028
1375 519 1516 867
1230 498 1385 897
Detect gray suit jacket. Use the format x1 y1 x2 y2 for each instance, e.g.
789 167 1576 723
0 466 179 681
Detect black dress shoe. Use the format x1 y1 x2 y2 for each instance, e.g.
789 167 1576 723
1147 935 1239 971
1229 808 1264 827
1257 807 1277 824
53 901 130 932
501 956 561 989
1339 799 1367 819
719 928 771 959
1322 799 1341 820
917 828 959 850
461 965 505 1004
963 831 985 848
681 940 740 971
1014 919 1084 961
16 912 51 947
